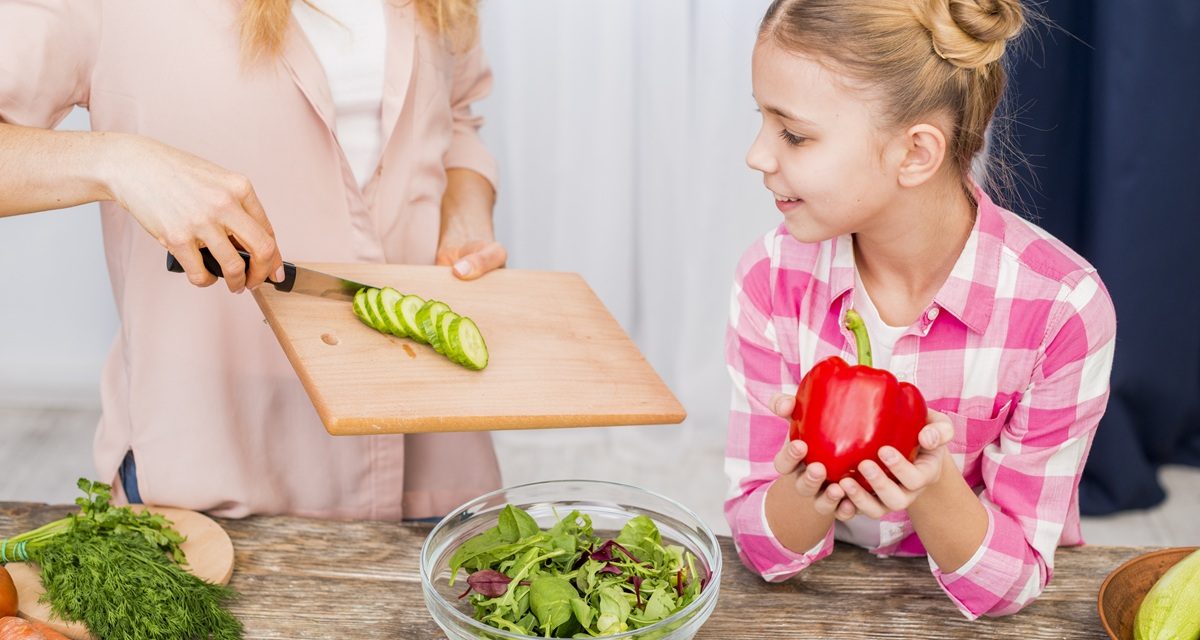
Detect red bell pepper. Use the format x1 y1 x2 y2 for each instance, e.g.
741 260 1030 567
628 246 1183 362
788 309 928 486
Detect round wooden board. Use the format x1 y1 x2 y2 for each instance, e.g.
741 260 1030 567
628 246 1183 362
8 506 235 640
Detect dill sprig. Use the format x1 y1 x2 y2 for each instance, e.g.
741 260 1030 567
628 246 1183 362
0 479 243 640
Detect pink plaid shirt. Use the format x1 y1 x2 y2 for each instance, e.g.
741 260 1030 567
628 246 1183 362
724 188 1117 618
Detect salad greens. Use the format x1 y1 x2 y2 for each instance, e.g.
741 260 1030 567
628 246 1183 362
448 505 708 637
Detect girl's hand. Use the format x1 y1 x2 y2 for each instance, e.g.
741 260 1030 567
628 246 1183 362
106 134 282 293
837 410 956 518
770 394 857 520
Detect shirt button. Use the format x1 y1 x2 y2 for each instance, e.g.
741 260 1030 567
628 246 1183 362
926 308 940 321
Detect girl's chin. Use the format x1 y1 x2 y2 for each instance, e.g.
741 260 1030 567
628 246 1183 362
783 218 837 244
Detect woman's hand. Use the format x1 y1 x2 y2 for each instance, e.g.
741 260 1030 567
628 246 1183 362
769 394 856 520
836 410 956 519
437 168 506 280
106 134 283 293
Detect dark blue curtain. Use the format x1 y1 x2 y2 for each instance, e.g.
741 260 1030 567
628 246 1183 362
1004 1 1200 514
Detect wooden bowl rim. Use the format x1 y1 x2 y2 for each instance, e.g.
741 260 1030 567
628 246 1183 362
1096 546 1199 640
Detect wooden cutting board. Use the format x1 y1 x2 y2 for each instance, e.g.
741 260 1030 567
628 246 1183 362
9 507 235 640
252 264 687 435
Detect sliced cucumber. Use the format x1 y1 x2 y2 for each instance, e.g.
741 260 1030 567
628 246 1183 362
447 316 488 370
378 287 407 338
436 310 461 363
396 295 428 344
417 300 451 354
352 288 373 327
363 288 388 333
352 288 487 369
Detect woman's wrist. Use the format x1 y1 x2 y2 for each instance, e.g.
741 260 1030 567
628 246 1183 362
86 130 133 204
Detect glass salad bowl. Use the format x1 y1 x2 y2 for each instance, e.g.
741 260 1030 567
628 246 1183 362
420 480 722 640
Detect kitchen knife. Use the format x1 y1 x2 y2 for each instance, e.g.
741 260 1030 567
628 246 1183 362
167 248 374 302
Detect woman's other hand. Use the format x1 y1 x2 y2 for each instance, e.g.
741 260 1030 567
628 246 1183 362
436 168 505 280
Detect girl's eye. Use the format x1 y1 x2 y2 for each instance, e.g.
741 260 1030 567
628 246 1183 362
778 129 807 146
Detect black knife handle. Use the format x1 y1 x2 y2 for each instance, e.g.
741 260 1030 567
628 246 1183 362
167 248 296 292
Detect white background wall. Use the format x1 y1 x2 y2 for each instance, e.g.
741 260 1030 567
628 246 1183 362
0 1 780 529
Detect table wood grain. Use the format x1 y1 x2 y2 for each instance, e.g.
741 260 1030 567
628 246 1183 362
1 502 1136 639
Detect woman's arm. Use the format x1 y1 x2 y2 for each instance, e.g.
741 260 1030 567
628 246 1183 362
0 122 115 217
436 167 506 279
0 122 282 292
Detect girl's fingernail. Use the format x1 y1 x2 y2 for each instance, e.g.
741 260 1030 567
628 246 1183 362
922 430 938 447
861 463 878 479
274 266 286 282
880 448 898 464
453 260 472 277
790 441 804 457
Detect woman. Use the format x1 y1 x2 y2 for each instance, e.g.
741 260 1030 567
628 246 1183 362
0 0 506 520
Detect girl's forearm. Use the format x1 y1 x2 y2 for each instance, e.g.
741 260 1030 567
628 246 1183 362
907 455 990 573
0 122 122 217
764 475 836 554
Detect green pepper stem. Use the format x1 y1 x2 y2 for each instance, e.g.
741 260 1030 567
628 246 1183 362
844 309 873 368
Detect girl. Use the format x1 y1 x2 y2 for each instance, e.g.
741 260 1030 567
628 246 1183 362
725 0 1117 618
0 0 506 520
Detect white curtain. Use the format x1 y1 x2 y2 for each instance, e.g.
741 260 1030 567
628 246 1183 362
480 1 778 532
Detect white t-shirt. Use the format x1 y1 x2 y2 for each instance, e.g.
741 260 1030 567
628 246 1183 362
293 0 386 189
832 270 910 549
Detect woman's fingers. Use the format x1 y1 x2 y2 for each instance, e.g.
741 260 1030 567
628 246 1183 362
165 240 217 288
222 208 281 289
197 228 248 293
773 439 806 476
451 241 507 280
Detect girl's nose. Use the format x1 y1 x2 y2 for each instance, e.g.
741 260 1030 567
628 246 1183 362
746 129 778 174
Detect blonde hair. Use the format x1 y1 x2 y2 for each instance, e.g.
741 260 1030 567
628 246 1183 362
760 0 1029 196
239 0 479 60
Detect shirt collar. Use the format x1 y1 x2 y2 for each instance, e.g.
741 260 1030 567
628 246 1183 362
824 183 1005 335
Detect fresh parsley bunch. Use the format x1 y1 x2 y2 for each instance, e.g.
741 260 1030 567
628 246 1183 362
448 505 708 637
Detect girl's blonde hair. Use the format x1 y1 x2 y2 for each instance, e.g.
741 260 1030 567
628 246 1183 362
239 0 479 60
760 0 1029 196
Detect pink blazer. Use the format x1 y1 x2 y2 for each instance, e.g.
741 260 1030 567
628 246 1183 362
0 0 502 519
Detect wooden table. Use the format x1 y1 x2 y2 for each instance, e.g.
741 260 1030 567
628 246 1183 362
0 502 1135 639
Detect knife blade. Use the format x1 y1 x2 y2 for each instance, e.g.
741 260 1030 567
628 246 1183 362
166 248 374 302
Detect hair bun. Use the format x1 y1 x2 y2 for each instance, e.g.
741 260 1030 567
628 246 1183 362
916 0 1025 71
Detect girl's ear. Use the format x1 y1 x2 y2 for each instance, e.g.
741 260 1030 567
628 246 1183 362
896 123 948 188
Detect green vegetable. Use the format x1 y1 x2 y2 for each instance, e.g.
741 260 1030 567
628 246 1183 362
447 505 707 637
0 479 243 640
1135 549 1200 640
351 286 489 370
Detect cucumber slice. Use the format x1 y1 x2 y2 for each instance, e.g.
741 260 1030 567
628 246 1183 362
436 310 460 362
377 287 407 338
396 295 428 343
447 316 488 370
363 288 388 333
417 300 451 354
352 288 373 328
